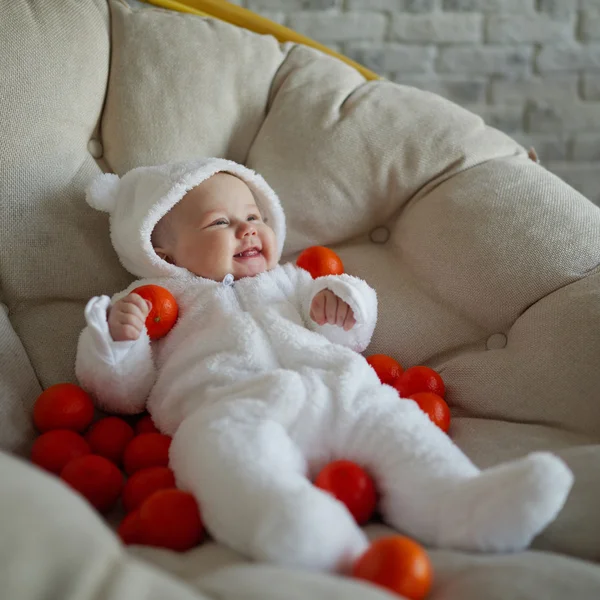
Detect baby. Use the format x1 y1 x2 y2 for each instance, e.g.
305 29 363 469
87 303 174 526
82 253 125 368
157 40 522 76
77 158 573 572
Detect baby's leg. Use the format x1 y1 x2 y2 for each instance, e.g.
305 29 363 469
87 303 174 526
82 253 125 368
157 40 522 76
332 385 574 552
170 401 368 571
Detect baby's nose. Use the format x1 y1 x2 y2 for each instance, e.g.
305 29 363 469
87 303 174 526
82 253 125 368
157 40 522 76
241 223 257 236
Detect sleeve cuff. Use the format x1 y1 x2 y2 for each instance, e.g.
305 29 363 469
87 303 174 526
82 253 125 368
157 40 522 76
308 274 378 352
83 295 148 364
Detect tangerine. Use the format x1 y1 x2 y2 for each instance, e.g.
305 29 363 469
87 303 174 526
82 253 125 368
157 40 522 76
352 535 433 600
30 430 90 474
408 392 451 433
85 417 135 466
33 383 95 433
296 246 344 279
134 414 160 435
123 433 172 475
366 354 404 386
314 460 377 525
122 466 177 513
133 285 179 340
61 454 123 513
394 366 445 399
138 489 204 551
118 509 143 545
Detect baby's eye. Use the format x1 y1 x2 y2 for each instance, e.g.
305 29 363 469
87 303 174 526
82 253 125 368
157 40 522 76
247 215 260 222
211 219 229 226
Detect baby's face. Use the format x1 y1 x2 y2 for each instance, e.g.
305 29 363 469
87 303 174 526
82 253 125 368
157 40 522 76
153 173 278 281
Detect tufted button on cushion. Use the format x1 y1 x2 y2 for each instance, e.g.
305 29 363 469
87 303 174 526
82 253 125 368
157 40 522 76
87 138 104 158
486 333 507 350
369 226 390 244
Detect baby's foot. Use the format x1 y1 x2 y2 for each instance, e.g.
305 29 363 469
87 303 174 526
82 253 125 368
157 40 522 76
439 452 573 552
253 484 369 572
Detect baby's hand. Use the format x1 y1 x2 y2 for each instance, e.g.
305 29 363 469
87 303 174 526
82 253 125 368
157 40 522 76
310 290 356 331
108 293 152 342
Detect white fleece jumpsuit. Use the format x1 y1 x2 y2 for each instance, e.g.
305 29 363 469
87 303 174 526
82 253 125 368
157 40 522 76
76 158 573 571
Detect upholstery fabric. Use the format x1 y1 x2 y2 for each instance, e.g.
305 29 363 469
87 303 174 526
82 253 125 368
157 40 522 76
0 0 599 597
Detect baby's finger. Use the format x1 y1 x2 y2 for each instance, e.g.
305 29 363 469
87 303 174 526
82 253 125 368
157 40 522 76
336 301 349 328
121 298 151 322
126 293 152 316
310 294 326 325
120 323 143 341
343 308 356 331
116 313 145 332
324 290 338 324
119 302 145 319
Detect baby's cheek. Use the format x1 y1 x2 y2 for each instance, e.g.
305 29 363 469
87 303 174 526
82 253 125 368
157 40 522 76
263 228 278 265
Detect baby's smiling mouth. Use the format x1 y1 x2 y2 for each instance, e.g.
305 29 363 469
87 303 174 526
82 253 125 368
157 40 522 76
234 247 262 258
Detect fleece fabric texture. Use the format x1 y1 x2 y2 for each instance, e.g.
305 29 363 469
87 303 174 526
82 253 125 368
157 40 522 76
76 159 574 571
86 158 287 279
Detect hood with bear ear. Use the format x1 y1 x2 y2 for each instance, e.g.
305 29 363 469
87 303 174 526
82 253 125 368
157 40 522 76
85 158 286 280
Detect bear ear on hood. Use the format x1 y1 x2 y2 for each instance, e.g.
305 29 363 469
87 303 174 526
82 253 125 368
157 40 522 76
83 159 287 280
86 173 120 214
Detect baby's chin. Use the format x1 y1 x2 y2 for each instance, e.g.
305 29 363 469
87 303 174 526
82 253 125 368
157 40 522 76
231 253 273 280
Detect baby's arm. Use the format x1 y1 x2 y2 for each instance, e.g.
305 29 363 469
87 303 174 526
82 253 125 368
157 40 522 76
286 264 378 352
75 293 156 415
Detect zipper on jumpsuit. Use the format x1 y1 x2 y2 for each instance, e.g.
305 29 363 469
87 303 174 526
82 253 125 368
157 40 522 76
221 273 281 371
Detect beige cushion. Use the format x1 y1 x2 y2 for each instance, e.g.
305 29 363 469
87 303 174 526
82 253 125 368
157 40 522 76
104 2 290 169
137 525 600 600
0 451 396 600
133 520 600 599
0 0 133 399
1 0 600 598
1 448 599 600
0 308 39 454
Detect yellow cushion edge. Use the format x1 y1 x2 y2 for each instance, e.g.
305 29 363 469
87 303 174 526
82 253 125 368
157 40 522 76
141 0 381 81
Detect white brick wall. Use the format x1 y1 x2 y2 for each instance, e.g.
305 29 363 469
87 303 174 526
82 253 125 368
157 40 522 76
239 0 600 204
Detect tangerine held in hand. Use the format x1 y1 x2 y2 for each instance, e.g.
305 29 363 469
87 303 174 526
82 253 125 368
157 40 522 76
352 535 433 600
394 366 446 399
296 246 344 279
366 354 404 386
33 383 95 433
133 285 179 340
408 392 451 433
30 430 91 474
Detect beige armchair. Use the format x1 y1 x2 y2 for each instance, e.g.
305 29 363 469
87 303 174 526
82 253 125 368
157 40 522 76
1 1 599 598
